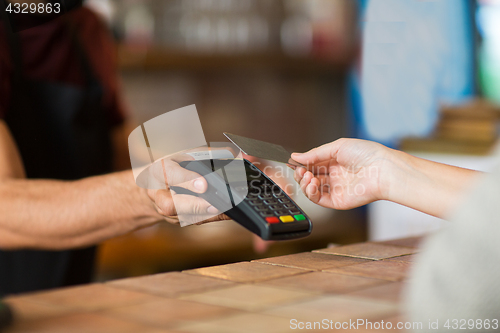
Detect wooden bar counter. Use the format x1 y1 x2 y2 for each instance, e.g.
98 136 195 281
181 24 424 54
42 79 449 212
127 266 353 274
2 236 423 333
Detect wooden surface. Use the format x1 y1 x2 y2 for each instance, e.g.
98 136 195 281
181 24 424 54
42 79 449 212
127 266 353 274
2 236 423 333
95 210 366 279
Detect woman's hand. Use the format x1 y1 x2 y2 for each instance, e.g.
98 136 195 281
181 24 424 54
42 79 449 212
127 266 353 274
292 138 480 218
292 138 393 210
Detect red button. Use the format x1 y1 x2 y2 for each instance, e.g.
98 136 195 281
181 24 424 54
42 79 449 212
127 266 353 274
265 217 280 224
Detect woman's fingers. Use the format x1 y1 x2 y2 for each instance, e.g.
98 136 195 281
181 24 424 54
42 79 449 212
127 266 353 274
305 177 321 203
292 138 346 167
299 170 313 194
294 166 306 183
297 171 332 204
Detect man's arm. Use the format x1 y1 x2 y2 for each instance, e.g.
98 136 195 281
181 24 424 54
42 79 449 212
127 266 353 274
0 120 24 179
0 120 163 249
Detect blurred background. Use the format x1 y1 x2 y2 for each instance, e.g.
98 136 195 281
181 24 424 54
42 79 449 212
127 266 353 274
83 0 500 281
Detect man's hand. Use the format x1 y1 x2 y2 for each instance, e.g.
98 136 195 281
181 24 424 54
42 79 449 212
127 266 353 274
144 156 229 225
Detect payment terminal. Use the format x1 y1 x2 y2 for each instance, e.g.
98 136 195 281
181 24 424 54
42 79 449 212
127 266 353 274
171 158 312 240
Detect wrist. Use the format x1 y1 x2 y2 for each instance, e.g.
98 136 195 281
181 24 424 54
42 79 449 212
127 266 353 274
115 171 162 224
132 176 163 221
378 147 414 203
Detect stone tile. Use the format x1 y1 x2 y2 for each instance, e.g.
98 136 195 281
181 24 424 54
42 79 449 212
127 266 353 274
262 272 386 294
3 298 75 322
104 298 240 329
253 252 371 271
384 254 419 263
313 243 416 260
345 282 407 303
324 261 411 282
177 313 293 333
108 272 235 298
180 284 316 311
377 236 425 249
184 262 309 283
264 295 398 323
5 284 159 311
3 312 174 333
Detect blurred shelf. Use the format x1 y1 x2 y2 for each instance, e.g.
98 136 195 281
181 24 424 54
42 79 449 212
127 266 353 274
401 99 500 156
401 137 498 156
117 45 352 74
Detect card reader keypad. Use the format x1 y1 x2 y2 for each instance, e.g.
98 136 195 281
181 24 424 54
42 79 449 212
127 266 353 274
245 182 306 224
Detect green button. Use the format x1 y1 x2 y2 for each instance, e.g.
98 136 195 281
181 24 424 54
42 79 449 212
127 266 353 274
294 214 306 221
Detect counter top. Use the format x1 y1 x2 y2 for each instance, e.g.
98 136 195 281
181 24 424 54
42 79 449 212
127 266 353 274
2 236 423 333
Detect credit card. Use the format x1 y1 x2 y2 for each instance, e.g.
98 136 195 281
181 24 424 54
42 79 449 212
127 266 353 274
223 132 303 167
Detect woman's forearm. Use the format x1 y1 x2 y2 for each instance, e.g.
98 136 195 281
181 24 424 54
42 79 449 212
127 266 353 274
0 171 162 250
383 149 480 218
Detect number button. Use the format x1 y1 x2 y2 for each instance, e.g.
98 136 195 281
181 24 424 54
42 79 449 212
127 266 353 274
263 199 277 205
260 212 274 217
275 210 288 216
278 198 290 203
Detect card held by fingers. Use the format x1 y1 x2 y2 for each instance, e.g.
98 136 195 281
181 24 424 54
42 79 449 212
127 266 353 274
223 132 303 167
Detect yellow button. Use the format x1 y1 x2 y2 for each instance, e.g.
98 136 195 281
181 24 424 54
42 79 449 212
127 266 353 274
279 215 294 223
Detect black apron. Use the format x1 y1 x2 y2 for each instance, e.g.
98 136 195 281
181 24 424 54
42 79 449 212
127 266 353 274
0 9 113 296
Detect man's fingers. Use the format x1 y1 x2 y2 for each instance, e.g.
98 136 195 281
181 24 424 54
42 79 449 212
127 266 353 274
149 158 207 193
190 213 231 225
148 189 176 216
160 159 207 193
149 189 217 217
149 187 228 226
171 194 219 216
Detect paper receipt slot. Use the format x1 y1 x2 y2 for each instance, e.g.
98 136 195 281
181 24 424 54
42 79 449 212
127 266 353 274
171 158 312 240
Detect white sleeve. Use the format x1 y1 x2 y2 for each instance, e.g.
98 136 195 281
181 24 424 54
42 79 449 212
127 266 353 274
405 162 500 330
